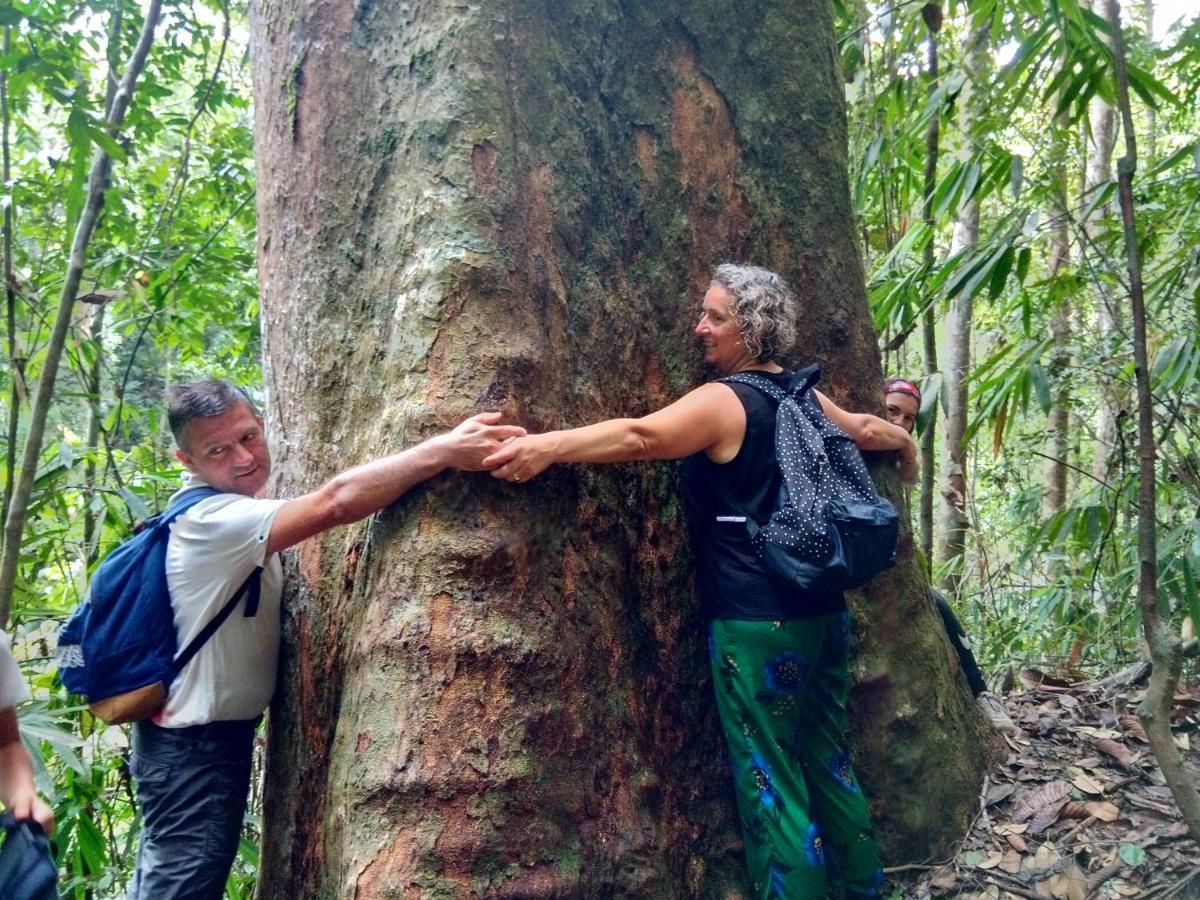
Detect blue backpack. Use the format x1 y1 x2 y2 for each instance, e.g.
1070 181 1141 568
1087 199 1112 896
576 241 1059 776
56 486 262 724
721 366 900 593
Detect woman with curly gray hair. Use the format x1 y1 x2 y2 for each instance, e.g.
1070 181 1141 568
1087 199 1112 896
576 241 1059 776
486 263 916 898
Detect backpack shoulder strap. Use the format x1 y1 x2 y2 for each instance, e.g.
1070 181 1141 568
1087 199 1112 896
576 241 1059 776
157 485 261 681
721 371 787 404
720 364 822 404
168 566 263 680
160 486 223 525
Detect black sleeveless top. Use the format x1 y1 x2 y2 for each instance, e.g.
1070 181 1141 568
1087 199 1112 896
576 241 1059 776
680 369 846 620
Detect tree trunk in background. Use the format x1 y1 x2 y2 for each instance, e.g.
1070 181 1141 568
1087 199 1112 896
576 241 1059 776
1131 0 1156 160
251 2 989 895
1043 130 1072 519
1 25 18 551
81 304 105 564
1107 0 1200 840
937 19 989 601
1084 61 1120 486
919 2 942 570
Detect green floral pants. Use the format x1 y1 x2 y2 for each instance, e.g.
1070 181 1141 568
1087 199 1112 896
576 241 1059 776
710 614 883 899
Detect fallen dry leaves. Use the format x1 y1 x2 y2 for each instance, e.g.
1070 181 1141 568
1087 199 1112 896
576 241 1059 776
893 671 1200 898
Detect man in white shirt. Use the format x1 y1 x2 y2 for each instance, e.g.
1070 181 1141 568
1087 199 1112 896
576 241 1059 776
0 630 54 835
127 379 524 900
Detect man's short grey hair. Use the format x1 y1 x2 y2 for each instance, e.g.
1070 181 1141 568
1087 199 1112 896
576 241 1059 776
167 379 258 450
711 263 798 362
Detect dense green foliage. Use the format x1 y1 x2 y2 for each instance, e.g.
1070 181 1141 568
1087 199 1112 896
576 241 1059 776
1 0 258 894
0 0 1196 894
842 0 1199 680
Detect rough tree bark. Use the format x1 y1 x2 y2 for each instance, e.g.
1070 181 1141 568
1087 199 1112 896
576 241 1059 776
250 1 990 895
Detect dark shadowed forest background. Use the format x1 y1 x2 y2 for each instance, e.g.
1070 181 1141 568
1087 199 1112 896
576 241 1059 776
1 0 1198 896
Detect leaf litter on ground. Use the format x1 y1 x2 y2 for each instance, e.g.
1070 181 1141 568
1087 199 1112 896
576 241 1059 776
891 670 1200 899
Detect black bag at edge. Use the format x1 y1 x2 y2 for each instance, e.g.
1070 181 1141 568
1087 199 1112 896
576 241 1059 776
0 814 57 900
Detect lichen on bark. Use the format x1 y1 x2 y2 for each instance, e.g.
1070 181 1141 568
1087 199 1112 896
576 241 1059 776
250 1 988 896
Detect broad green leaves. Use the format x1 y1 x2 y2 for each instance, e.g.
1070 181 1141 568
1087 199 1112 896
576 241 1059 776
3 0 260 895
845 0 1200 671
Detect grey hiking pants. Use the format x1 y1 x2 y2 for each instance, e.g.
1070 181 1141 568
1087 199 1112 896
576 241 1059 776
127 717 258 900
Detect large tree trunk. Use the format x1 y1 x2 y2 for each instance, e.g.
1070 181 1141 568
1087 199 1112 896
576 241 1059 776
250 2 989 895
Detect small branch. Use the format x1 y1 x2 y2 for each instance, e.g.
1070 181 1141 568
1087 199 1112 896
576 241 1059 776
1105 0 1200 841
1026 449 1111 491
1 24 18 549
0 0 164 628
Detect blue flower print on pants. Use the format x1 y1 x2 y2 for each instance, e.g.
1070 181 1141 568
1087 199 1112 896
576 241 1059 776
803 821 825 868
749 751 785 816
829 748 860 793
765 859 794 899
756 650 809 704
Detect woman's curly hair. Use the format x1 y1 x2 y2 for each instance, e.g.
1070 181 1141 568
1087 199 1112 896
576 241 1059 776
711 264 798 362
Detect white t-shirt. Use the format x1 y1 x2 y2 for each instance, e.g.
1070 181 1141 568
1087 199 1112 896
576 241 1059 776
157 475 285 727
1 629 31 710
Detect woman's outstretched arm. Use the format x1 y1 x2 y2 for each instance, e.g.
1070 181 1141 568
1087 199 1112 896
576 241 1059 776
484 383 746 482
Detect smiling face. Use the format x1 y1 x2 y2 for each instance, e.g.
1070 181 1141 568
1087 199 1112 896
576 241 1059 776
695 282 752 374
175 402 271 497
885 391 920 434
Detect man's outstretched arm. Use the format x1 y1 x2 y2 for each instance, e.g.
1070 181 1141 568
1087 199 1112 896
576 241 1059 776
266 412 525 555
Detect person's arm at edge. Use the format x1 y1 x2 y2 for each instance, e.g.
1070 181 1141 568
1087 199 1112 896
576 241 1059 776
0 706 54 834
482 383 746 481
266 412 526 555
814 389 919 484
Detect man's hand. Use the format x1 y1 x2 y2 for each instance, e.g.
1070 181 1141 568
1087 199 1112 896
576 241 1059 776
436 412 527 471
5 783 54 835
0 710 54 835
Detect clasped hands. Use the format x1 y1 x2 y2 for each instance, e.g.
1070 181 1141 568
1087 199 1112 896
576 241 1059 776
482 432 556 485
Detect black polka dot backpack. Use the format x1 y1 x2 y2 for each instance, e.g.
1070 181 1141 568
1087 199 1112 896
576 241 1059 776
721 365 900 593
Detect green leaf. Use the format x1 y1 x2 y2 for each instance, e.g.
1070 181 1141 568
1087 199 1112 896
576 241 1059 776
1147 141 1197 178
988 246 1015 300
916 372 942 436
120 487 151 521
1182 558 1200 631
86 125 127 162
1078 181 1116 223
75 809 109 872
1119 844 1146 867
1125 62 1180 110
1016 247 1031 285
1030 363 1052 413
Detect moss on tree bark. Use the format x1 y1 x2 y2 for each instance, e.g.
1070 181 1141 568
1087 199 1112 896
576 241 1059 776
250 1 990 895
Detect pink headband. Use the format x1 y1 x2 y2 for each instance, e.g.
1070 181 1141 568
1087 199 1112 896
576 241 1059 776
884 379 921 404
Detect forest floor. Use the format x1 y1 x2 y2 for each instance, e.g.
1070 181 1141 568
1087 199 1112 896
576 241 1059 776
891 667 1200 899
